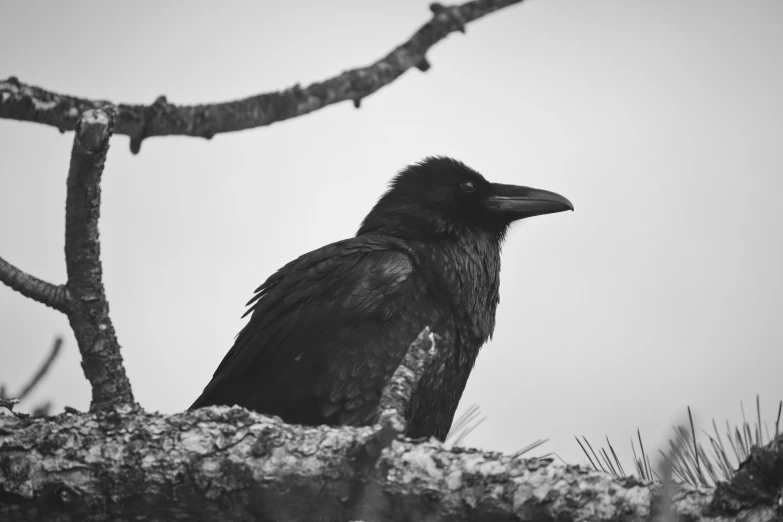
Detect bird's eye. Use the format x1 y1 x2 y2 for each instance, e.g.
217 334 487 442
460 180 476 193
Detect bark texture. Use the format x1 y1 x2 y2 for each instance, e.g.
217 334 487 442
64 107 134 411
4 410 781 521
0 0 524 153
378 328 439 436
0 406 737 522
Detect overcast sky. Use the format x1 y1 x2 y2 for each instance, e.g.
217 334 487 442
1 0 781 467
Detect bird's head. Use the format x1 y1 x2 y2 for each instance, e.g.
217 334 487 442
358 156 573 240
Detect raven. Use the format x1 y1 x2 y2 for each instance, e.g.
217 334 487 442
191 157 572 440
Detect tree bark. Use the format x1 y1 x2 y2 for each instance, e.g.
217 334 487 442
63 107 134 411
0 407 699 521
2 407 780 521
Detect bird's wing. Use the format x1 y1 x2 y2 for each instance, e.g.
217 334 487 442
190 235 421 424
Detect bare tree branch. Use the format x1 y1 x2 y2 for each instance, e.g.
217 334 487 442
64 107 134 411
0 0 524 153
378 327 438 436
1 337 62 417
0 256 70 313
4 407 756 521
351 328 439 473
15 337 63 402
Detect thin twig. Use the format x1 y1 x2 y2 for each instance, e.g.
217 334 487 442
16 337 63 401
64 106 134 411
0 0 524 153
0 255 70 313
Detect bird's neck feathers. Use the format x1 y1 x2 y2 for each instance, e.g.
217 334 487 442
429 223 502 344
360 210 503 344
358 200 505 343
357 202 508 244
357 201 435 240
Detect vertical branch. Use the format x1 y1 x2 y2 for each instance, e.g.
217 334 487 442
349 328 439 472
64 106 134 411
377 327 439 436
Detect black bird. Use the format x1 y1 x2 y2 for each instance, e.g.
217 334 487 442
191 157 572 440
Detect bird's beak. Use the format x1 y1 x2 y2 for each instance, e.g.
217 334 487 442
485 183 574 219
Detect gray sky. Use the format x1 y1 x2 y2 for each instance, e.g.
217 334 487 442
1 0 781 466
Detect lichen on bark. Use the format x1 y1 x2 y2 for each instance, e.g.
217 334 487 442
0 406 730 522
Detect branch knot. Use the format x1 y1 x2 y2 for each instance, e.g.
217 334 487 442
430 3 467 33
76 106 117 153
